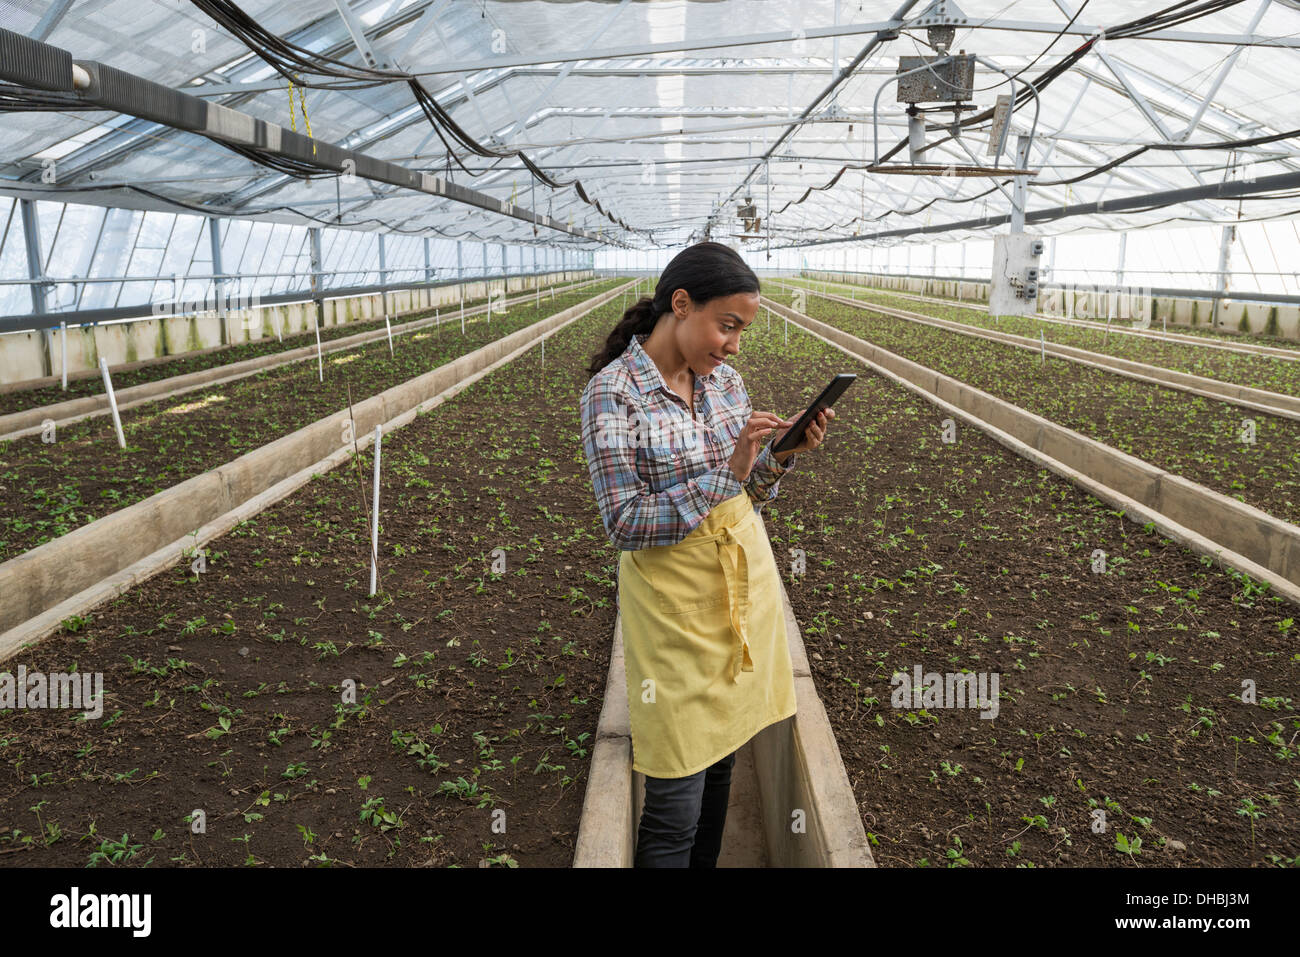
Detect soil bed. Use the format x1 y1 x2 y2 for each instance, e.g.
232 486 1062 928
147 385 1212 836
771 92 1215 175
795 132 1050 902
0 279 624 563
727 313 1299 867
0 279 590 416
793 276 1300 355
780 279 1300 397
794 296 1300 526
0 300 633 867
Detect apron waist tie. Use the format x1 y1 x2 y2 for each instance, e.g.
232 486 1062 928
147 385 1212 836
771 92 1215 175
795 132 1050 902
714 527 752 682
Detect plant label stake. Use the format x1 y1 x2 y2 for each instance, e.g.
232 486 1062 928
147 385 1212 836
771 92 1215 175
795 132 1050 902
60 320 67 391
384 314 394 356
313 314 324 382
369 424 382 597
99 357 125 449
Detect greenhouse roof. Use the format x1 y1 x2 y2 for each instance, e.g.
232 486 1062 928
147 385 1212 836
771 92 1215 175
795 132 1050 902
2 0 1300 249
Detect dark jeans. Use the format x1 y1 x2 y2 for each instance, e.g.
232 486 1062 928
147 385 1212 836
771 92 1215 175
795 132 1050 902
634 750 737 868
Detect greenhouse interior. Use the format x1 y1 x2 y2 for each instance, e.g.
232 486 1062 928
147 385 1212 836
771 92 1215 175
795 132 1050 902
0 0 1297 891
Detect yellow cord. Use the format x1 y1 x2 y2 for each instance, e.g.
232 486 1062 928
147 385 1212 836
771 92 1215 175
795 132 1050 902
296 84 315 154
286 77 316 154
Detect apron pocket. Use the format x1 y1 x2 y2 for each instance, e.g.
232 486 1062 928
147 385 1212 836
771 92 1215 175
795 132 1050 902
629 545 727 615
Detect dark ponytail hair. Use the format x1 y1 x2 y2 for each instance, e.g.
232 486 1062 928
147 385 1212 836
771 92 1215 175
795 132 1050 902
585 241 759 381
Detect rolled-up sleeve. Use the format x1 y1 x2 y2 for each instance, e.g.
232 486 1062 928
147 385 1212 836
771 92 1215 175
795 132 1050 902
580 375 744 550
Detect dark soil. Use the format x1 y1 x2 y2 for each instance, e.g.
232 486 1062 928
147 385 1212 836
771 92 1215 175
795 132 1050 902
0 299 631 867
728 310 1299 867
798 295 1300 526
0 280 623 563
787 280 1300 398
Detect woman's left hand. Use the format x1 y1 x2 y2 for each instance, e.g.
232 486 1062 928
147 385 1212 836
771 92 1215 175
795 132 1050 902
773 407 835 460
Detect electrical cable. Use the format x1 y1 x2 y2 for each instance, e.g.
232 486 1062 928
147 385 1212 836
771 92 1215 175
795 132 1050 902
769 1 1265 228
187 0 640 237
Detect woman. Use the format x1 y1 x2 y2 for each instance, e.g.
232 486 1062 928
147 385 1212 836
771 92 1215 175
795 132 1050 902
579 242 833 868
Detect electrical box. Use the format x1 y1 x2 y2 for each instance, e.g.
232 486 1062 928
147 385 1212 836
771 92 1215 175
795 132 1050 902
990 234 1044 316
896 54 976 103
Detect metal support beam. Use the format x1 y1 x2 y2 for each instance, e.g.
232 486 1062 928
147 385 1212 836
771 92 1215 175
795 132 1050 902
424 236 433 283
784 169 1300 247
1181 0 1272 140
208 216 225 307
332 0 391 70
309 227 325 327
19 199 52 376
19 199 47 317
1212 224 1235 326
29 0 74 41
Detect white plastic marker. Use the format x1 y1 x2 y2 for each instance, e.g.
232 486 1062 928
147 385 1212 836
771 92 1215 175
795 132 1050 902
313 314 324 381
369 424 382 597
60 321 67 390
384 314 394 355
99 357 125 448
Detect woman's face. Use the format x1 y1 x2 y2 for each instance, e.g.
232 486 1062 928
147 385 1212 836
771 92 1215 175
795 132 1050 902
672 289 760 376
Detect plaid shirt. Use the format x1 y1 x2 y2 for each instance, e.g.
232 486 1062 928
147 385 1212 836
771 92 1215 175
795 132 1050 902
580 333 798 551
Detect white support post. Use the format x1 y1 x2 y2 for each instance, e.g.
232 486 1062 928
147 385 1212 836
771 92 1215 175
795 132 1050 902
1212 224 1234 327
313 314 324 381
99 357 125 449
369 424 382 598
60 321 67 390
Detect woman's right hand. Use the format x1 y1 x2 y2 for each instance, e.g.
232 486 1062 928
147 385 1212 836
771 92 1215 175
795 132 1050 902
730 411 793 482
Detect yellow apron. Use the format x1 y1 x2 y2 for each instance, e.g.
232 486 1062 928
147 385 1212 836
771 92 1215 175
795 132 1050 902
618 490 797 779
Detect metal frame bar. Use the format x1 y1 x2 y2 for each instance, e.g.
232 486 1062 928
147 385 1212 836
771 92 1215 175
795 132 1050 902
29 0 75 42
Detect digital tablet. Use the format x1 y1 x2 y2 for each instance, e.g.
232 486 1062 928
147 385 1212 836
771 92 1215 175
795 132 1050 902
771 374 856 454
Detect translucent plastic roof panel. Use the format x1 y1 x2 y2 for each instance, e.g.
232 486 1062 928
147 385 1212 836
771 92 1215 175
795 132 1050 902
1 0 1298 250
